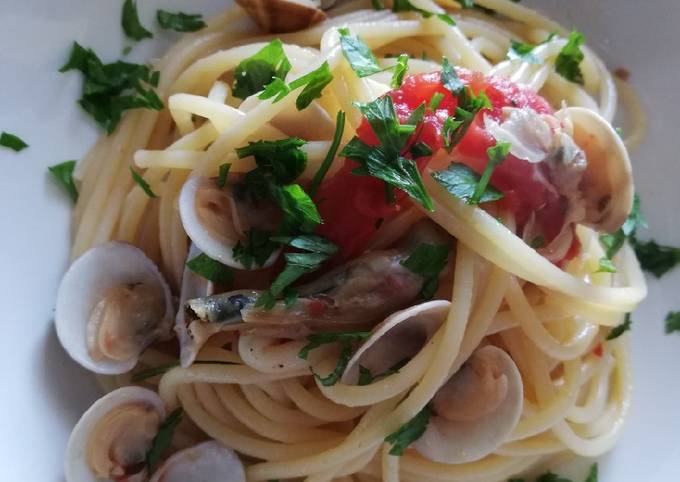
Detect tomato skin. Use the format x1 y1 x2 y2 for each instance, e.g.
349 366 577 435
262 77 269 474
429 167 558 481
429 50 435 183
316 69 569 262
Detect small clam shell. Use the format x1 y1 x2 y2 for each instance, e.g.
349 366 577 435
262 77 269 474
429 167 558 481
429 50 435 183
413 345 523 463
178 176 280 270
558 107 634 233
55 242 173 375
148 441 246 482
235 0 327 33
65 387 165 482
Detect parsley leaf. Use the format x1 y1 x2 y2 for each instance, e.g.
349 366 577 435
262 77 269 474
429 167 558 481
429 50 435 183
237 137 307 185
371 0 385 9
233 229 279 269
432 163 503 205
130 167 156 198
122 0 153 41
599 194 646 259
536 473 573 482
508 40 541 64
157 10 206 32
596 257 617 273
48 160 79 203
146 407 183 473
131 362 179 382
217 162 231 188
271 184 322 233
384 406 432 456
441 58 464 96
358 365 374 386
341 96 434 211
632 238 680 278
401 243 450 299
339 28 384 77
186 253 233 284
471 141 510 204
440 69 491 151
0 132 28 152
531 235 546 249
232 39 292 99
584 464 598 482
315 344 354 386
391 54 409 88
555 31 586 84
428 92 445 110
357 358 409 386
298 331 370 359
392 0 455 25
59 42 163 133
259 62 334 110
309 110 346 197
665 311 680 334
606 313 632 340
270 234 338 256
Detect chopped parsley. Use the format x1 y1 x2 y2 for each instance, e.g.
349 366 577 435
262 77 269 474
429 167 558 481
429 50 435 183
48 160 79 203
384 406 432 455
432 163 503 205
471 141 510 204
531 235 546 249
232 39 291 99
428 92 445 110
122 0 153 41
340 96 434 211
632 238 680 278
358 358 409 386
186 253 233 284
130 167 156 198
665 311 680 334
233 229 279 269
157 10 206 32
599 194 646 266
555 31 586 84
59 42 163 133
338 28 384 77
238 137 307 186
298 331 371 386
440 58 464 96
507 40 541 64
131 362 179 382
391 54 409 88
0 132 28 152
146 407 183 473
392 0 455 26
309 110 346 197
606 313 632 341
217 162 231 188
259 62 334 110
401 243 450 299
371 0 385 9
510 463 598 482
596 257 617 273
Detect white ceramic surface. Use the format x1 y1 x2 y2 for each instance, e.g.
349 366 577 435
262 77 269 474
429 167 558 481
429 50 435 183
0 0 678 480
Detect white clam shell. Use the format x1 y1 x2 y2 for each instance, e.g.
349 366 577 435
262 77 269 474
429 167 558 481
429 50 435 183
178 176 279 270
55 242 173 375
149 441 246 482
413 345 524 463
65 387 165 482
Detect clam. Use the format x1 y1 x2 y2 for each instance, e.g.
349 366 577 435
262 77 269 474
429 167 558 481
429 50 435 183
65 387 165 482
341 301 523 463
178 176 281 270
56 242 173 375
559 106 634 233
235 0 326 33
148 441 246 482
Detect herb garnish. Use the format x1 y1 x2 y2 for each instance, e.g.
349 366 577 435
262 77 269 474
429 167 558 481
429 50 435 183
598 194 646 266
48 160 79 203
233 229 279 270
391 54 409 88
471 141 510 204
0 132 28 152
384 406 432 455
146 407 183 473
555 31 586 84
606 313 632 341
441 58 464 96
340 96 434 211
186 253 233 284
401 243 450 299
298 331 371 386
596 257 617 273
428 92 445 110
259 62 334 110
358 358 409 385
511 463 598 482
157 10 206 32
432 163 503 205
130 167 156 198
309 111 346 197
508 40 541 64
60 42 163 133
392 0 455 26
338 28 384 77
122 0 153 41
232 39 292 99
131 362 179 382
632 238 680 278
217 162 231 188
665 311 680 334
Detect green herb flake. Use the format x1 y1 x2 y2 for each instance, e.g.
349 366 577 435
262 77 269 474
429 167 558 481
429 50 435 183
238 137 308 186
633 238 680 278
59 42 163 133
358 359 409 386
309 110 346 197
132 362 179 382
401 243 450 299
508 40 541 64
555 31 586 84
471 141 510 204
606 313 632 340
157 10 206 32
186 253 234 284
432 162 503 205
0 132 29 152
665 311 680 334
232 229 277 269
339 28 384 77
530 235 545 249
371 0 385 9
389 54 409 88
233 39 292 99
130 167 156 198
392 0 455 25
384 406 432 456
146 407 183 473
536 473 574 482
289 61 334 110
596 257 617 273
600 194 646 259
298 331 371 360
428 92 445 110
48 160 79 203
584 464 598 482
217 162 231 188
441 57 464 96
122 0 153 41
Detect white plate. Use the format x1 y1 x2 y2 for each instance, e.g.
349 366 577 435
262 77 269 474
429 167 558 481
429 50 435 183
0 1 678 480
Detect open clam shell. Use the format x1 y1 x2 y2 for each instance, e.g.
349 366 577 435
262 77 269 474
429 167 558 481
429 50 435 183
65 387 165 482
234 0 327 33
55 242 173 375
148 441 246 482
